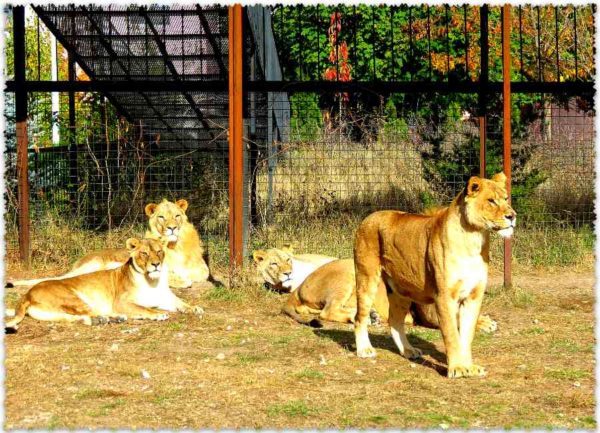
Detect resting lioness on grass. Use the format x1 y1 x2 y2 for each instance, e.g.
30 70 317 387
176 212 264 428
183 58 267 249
5 238 203 333
282 257 497 333
7 199 212 289
252 245 336 292
353 172 515 378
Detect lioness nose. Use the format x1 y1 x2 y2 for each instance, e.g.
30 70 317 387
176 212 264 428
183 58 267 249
151 261 161 269
505 213 515 221
167 225 177 231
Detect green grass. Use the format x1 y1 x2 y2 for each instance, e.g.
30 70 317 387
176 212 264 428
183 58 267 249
367 415 388 424
295 368 324 380
519 326 546 336
46 415 61 430
153 390 182 406
75 388 118 400
87 399 125 418
266 400 316 418
166 322 185 331
550 338 585 354
504 286 536 308
544 368 590 380
236 353 266 365
206 285 245 302
408 327 440 342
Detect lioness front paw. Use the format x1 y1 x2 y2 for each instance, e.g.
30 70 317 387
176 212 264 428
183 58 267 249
476 314 498 333
192 305 205 316
357 346 377 358
402 346 423 360
109 315 127 324
447 364 487 379
151 313 170 321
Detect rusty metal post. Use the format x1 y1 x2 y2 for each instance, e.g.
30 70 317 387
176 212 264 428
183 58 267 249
228 5 244 273
479 5 488 178
14 6 30 267
502 4 513 288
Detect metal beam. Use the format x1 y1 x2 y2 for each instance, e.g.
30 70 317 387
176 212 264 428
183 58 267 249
140 7 215 138
32 5 135 123
78 5 178 136
229 5 244 273
196 5 228 74
6 80 594 95
502 5 513 289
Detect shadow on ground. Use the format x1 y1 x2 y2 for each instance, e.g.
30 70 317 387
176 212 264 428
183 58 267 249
313 327 448 376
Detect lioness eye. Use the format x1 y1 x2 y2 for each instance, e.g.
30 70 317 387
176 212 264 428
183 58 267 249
158 215 165 220
175 214 181 219
488 199 496 205
270 262 278 267
141 251 149 258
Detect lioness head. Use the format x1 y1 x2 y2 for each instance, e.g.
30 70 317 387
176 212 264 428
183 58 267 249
463 172 517 238
252 246 294 290
126 237 165 280
145 199 189 243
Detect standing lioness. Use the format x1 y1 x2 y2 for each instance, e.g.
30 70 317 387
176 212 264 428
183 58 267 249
5 238 202 332
354 173 516 378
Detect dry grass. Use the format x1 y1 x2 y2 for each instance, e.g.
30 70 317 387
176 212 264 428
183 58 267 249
4 268 595 429
254 131 432 220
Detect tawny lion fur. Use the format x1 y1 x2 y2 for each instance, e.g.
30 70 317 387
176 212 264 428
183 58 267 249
7 199 210 289
252 245 336 292
5 238 203 333
281 258 497 334
353 173 516 378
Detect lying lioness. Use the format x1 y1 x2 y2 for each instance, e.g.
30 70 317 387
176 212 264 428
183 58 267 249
282 258 497 334
5 238 203 333
354 173 516 378
7 199 211 289
252 245 336 292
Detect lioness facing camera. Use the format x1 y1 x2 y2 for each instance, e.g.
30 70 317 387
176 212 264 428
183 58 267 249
353 173 515 378
5 238 203 332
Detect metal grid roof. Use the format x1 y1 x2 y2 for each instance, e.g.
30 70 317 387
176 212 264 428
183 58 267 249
34 4 233 145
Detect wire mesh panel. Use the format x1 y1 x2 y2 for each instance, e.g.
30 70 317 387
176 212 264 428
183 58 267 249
247 92 483 258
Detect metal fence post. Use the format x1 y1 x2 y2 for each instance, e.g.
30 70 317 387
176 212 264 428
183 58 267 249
502 4 513 289
14 6 30 268
229 4 244 273
479 5 488 178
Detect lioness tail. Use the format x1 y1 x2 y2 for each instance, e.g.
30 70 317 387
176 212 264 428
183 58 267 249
5 297 30 334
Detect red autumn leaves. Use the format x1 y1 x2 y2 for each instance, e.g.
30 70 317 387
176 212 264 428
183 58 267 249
323 12 351 101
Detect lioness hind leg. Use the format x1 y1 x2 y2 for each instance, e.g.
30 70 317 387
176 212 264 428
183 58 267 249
320 300 355 324
27 306 94 326
354 271 381 358
388 293 423 360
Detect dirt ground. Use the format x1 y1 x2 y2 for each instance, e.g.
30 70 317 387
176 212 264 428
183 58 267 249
3 267 596 430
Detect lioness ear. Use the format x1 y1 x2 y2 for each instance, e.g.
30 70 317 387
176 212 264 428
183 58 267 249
282 243 294 254
175 199 189 212
466 176 482 197
145 203 157 217
126 238 141 251
253 250 267 263
491 172 507 186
